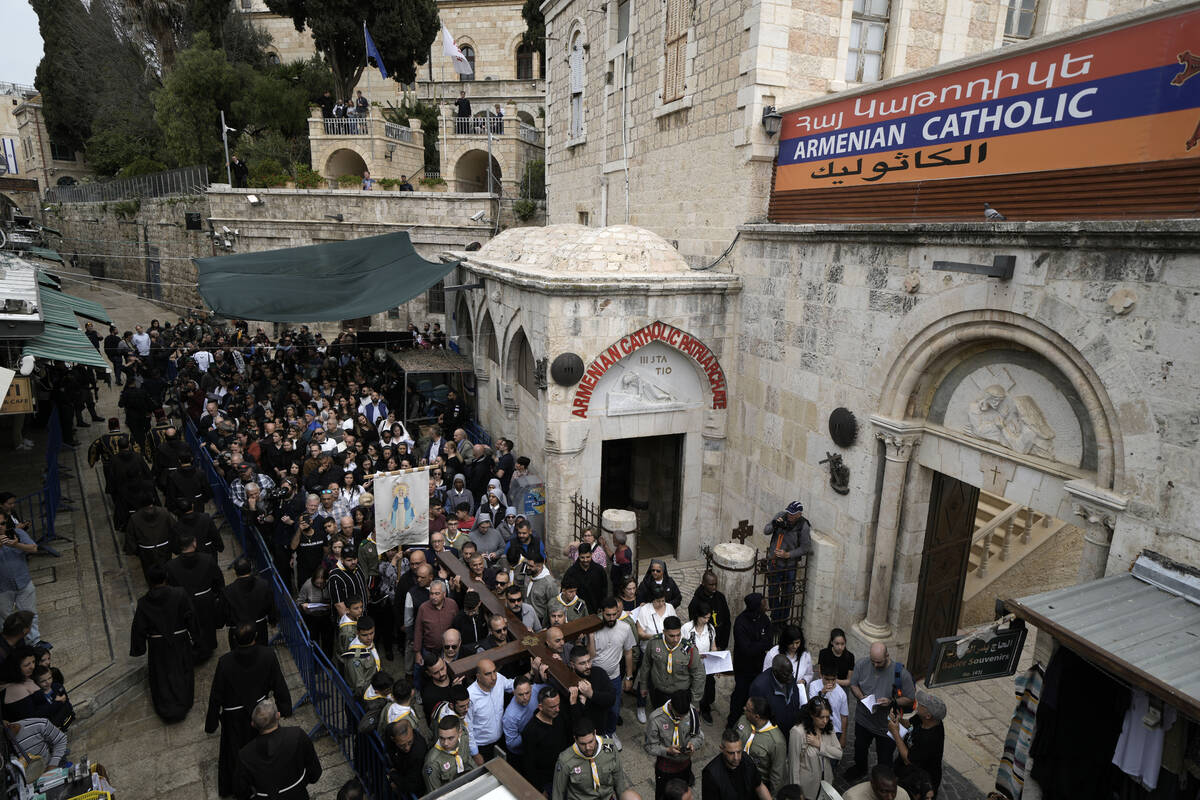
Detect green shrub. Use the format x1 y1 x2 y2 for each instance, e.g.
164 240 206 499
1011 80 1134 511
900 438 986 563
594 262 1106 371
249 157 289 187
292 163 324 189
377 178 398 189
520 159 545 200
337 174 361 187
419 176 446 187
117 156 168 177
513 198 537 221
112 199 141 219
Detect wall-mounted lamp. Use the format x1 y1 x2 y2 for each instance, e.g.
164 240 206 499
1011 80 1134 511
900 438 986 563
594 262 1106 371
761 105 782 137
246 194 263 205
325 213 344 222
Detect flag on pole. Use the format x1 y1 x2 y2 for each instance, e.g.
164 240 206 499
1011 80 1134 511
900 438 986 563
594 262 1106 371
364 22 389 79
442 24 473 75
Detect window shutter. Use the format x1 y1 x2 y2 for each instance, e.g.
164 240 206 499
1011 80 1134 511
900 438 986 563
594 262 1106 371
663 0 688 103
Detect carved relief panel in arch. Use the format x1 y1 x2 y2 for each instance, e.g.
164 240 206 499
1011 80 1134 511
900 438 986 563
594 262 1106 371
590 341 704 417
927 348 1096 471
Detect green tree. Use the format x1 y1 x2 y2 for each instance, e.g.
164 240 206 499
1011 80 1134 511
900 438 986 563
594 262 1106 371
262 0 440 101
520 0 545 60
152 33 242 170
384 99 439 174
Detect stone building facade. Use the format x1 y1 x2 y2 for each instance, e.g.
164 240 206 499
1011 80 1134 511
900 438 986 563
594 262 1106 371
438 215 1200 673
11 95 93 195
234 0 546 190
0 82 38 179
540 0 1158 265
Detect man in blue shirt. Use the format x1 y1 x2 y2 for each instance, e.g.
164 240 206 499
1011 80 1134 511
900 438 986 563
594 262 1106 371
502 675 545 769
0 515 41 645
466 657 515 763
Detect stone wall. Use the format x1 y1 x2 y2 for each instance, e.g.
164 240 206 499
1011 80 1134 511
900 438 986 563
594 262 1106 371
47 195 212 310
45 187 515 332
541 0 1158 266
725 221 1200 658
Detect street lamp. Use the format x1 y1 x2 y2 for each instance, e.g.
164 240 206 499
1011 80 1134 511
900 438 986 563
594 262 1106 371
220 111 237 184
761 105 783 137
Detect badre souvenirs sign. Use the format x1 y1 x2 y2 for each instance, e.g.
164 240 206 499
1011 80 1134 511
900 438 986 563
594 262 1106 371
571 321 727 419
925 623 1028 689
772 6 1200 199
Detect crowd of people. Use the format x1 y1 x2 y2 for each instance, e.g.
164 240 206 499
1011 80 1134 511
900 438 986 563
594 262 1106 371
69 311 949 800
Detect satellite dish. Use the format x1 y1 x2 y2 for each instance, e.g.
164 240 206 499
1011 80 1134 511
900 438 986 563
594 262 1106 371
18 355 35 376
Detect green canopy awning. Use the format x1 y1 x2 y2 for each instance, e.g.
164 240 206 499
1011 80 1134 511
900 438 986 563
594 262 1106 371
195 232 459 322
46 287 111 325
26 247 64 264
38 289 81 329
22 322 110 370
37 272 61 288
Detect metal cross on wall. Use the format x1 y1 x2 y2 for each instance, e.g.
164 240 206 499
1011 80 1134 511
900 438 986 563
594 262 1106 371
731 520 755 544
435 550 604 688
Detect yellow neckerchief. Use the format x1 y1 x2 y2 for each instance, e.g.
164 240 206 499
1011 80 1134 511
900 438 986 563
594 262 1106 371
661 703 682 747
744 720 777 752
350 637 380 670
434 741 464 773
571 738 604 789
363 685 388 702
338 614 356 630
663 638 683 674
391 705 420 724
556 594 578 609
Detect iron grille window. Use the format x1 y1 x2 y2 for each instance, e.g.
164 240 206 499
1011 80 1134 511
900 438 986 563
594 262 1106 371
49 140 73 162
514 329 537 395
845 0 890 83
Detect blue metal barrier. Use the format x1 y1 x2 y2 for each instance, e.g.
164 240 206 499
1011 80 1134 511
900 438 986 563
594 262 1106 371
182 420 394 799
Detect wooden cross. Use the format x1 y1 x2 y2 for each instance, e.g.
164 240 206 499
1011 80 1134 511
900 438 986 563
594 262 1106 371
731 519 755 544
435 550 603 689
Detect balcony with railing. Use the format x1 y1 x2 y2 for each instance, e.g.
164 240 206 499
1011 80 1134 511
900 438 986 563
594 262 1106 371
446 115 543 147
307 107 426 183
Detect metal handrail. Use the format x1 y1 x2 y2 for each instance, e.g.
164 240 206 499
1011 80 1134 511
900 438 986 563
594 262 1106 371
383 121 413 142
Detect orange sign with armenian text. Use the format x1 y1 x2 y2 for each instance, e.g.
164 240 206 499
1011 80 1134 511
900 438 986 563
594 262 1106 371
774 7 1200 191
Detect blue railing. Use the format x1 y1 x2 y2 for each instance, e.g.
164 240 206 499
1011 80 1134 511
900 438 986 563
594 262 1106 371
182 421 393 799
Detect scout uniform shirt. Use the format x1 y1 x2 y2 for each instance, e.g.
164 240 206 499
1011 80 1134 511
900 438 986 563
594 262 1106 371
635 634 707 706
736 714 787 791
645 703 705 767
423 738 469 791
341 635 380 695
336 614 360 654
552 736 630 800
552 592 588 623
376 698 431 742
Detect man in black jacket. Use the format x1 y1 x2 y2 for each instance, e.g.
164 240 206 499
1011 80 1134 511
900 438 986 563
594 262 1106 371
726 592 772 730
563 542 608 617
564 647 615 735
385 717 428 800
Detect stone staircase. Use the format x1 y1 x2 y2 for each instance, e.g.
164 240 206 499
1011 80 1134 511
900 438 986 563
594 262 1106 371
962 490 1069 603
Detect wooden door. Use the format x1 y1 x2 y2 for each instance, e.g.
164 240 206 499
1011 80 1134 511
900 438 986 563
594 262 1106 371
908 472 980 680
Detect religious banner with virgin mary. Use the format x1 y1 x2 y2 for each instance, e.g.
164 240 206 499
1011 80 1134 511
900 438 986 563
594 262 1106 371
372 465 433 551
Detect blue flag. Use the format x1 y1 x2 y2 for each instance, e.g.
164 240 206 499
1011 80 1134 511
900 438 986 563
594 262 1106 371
364 22 389 79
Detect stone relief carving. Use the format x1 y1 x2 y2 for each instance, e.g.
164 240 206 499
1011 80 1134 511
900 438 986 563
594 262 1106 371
962 371 1056 460
606 366 686 415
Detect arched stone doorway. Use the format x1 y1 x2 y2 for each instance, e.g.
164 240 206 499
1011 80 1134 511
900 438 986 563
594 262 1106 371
855 308 1129 669
323 148 368 181
454 149 502 194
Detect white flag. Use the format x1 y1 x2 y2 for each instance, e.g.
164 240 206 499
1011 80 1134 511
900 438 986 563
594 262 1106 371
442 24 473 75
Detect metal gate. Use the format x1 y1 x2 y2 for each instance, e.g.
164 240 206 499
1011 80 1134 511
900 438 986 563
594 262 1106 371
753 551 808 628
571 492 602 542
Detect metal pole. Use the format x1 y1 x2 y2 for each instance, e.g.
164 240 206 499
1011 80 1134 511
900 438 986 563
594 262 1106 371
221 110 232 185
486 123 493 196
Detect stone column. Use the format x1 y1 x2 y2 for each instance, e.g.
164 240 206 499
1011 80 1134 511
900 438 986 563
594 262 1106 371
1065 480 1127 582
603 508 638 569
710 542 756 611
856 420 920 641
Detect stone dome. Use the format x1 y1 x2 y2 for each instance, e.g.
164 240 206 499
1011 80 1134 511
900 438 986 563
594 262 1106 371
474 224 691 274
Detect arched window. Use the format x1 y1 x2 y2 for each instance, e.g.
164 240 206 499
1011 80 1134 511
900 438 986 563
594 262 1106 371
510 328 537 396
454 294 474 357
480 311 499 363
569 32 585 139
516 43 535 80
460 45 476 82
